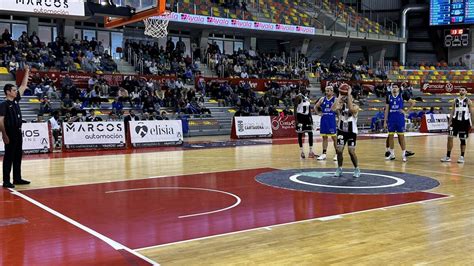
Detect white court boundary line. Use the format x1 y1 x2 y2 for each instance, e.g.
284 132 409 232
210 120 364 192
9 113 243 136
9 189 159 266
135 193 452 252
19 167 273 191
14 164 457 253
106 187 241 219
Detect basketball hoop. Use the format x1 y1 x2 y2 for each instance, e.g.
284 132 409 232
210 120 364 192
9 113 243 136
144 11 171 39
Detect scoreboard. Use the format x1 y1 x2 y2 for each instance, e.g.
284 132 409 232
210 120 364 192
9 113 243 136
444 28 470 47
430 0 474 25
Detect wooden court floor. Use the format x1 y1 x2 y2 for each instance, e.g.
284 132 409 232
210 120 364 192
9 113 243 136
2 134 474 265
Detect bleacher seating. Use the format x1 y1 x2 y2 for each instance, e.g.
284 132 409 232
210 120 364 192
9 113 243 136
170 0 315 27
389 64 473 84
319 0 394 35
256 0 313 26
169 0 395 35
170 0 256 21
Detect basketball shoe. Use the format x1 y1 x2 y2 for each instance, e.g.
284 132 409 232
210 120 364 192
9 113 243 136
440 156 451 162
334 167 343 177
353 167 361 178
308 151 316 159
457 156 465 164
317 154 326 160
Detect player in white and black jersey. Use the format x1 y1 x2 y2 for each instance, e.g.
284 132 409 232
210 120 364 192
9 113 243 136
441 87 473 163
332 85 361 178
294 91 315 159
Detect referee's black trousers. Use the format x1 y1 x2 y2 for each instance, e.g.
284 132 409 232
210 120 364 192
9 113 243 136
3 131 23 183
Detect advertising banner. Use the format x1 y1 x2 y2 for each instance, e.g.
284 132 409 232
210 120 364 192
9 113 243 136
16 71 176 89
1 0 85 17
271 115 297 138
420 114 450 133
420 82 474 94
0 123 50 154
196 77 309 92
161 12 316 35
62 122 126 149
129 120 183 147
234 116 272 138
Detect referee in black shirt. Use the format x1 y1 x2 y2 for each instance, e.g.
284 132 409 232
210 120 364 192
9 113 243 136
0 65 30 188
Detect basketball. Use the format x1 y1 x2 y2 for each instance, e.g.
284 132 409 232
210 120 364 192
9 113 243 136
339 83 351 95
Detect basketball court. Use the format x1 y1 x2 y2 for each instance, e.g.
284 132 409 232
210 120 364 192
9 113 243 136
1 0 474 265
2 134 474 265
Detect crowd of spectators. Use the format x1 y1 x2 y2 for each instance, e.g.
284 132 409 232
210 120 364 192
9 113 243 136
207 44 308 80
124 40 200 81
316 56 388 82
25 71 214 119
198 77 307 116
1 29 117 77
3 28 442 132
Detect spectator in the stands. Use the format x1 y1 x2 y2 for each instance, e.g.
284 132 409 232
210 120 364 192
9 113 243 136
124 110 139 125
62 52 76 71
142 95 157 114
96 41 105 55
91 53 102 71
34 85 44 99
18 31 28 44
72 99 85 116
90 37 97 51
107 111 121 122
45 83 60 99
96 76 110 96
141 112 151 121
426 107 435 115
175 78 184 90
241 1 248 12
61 74 77 99
176 38 186 56
418 108 427 119
8 57 19 79
39 96 53 115
112 97 124 114
29 31 41 47
374 82 386 98
88 75 98 89
166 38 175 54
2 29 11 43
408 111 419 129
49 111 62 148
85 109 103 122
371 108 385 132
118 86 132 106
60 94 74 115
130 88 141 108
401 82 414 100
241 69 249 79
90 86 102 108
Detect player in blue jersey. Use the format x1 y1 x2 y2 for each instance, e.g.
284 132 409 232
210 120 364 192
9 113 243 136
384 84 415 162
315 86 337 161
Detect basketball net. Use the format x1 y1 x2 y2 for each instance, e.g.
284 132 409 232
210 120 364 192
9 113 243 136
144 11 171 39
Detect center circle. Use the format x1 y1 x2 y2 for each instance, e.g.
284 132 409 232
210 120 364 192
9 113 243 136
289 172 405 189
255 168 441 195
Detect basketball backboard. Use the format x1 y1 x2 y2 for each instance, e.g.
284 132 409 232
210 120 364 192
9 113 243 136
105 0 166 29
